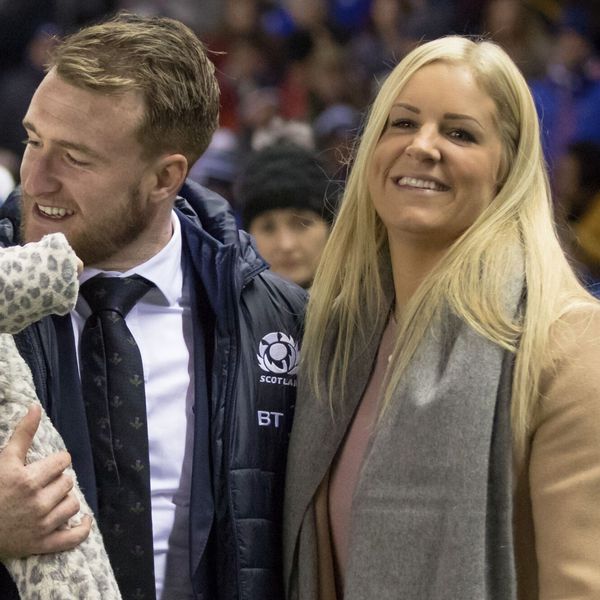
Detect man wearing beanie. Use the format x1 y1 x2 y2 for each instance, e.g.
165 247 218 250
238 142 336 288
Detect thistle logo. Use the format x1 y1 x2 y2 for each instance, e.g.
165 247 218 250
257 331 299 386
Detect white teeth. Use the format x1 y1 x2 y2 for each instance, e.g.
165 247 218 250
38 204 75 218
397 177 447 191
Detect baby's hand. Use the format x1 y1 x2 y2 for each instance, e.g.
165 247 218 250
76 258 84 275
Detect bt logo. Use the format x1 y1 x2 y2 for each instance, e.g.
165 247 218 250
257 410 284 428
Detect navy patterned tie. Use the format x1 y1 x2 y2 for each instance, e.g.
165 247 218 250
79 275 156 600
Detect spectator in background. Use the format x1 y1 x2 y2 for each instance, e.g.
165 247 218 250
554 141 600 294
348 0 413 99
530 4 600 175
118 0 220 36
237 86 283 151
400 0 460 40
555 140 600 223
0 23 60 161
348 0 462 102
267 0 362 122
482 0 553 80
307 37 361 117
235 84 316 159
313 103 362 182
188 128 241 217
204 0 275 131
329 0 372 38
238 142 335 288
252 117 315 152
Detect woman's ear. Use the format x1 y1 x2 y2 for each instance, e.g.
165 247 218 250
147 153 188 204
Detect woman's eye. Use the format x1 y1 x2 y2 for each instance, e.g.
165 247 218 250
448 129 476 143
389 118 415 129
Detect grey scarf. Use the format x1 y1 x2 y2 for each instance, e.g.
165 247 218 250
342 305 519 599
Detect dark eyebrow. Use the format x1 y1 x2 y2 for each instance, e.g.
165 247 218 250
23 120 106 162
390 103 484 129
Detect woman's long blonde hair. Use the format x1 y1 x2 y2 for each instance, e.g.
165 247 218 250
302 36 591 450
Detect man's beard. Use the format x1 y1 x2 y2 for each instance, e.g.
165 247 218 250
21 185 147 267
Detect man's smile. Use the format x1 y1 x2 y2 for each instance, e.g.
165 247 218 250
36 204 75 219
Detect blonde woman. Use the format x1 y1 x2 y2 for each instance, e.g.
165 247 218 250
283 36 600 600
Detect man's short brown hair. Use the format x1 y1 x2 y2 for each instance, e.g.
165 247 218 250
49 12 220 167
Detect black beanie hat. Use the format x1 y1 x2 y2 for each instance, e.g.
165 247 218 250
238 142 335 229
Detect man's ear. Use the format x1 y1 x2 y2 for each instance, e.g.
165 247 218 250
148 153 188 203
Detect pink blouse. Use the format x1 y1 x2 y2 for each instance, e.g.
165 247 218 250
328 315 398 593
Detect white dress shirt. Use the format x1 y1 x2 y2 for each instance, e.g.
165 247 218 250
73 213 195 599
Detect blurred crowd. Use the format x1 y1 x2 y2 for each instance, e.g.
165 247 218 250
1 0 599 289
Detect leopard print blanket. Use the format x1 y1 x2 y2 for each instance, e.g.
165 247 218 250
0 234 121 599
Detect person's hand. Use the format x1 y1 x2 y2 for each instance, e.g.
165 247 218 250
76 257 84 275
0 405 91 559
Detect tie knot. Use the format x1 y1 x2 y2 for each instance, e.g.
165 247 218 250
80 275 154 317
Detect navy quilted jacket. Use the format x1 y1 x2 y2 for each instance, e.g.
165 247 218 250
0 180 306 600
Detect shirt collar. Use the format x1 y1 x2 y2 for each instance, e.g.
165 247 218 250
79 211 183 307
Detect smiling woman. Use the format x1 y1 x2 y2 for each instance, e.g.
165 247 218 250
368 61 503 262
283 35 600 600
